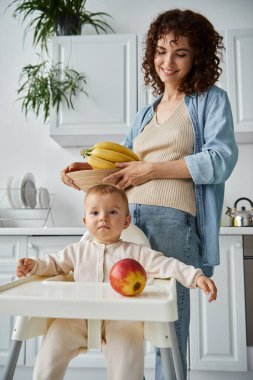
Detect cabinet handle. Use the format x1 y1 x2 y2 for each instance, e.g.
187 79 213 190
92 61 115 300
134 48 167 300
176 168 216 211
28 243 34 249
235 242 242 248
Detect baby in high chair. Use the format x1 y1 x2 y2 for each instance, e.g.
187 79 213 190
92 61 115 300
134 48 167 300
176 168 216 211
16 184 217 380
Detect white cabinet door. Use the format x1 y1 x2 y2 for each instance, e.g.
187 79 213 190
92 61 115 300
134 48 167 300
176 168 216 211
50 34 137 147
189 235 247 371
0 236 27 366
227 29 253 143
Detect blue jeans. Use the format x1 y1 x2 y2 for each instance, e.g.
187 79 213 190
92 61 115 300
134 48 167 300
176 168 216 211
129 204 201 380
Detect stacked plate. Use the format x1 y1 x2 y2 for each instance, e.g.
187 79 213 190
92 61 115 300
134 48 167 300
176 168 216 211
6 173 37 209
5 173 50 209
1 173 53 227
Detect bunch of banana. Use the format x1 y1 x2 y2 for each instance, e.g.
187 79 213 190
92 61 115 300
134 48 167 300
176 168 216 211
80 141 139 170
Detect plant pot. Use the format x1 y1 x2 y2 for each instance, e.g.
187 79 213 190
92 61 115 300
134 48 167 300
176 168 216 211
56 15 82 36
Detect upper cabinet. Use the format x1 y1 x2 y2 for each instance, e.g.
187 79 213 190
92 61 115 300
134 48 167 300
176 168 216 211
50 34 137 147
50 30 253 147
227 29 253 143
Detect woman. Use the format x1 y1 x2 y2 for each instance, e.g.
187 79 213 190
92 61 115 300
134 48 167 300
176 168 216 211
61 9 238 379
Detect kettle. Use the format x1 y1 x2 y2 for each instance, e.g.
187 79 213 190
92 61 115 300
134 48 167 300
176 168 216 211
226 197 253 227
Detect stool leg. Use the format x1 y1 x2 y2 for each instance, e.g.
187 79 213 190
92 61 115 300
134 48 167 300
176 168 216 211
160 347 176 380
169 322 185 380
2 340 22 380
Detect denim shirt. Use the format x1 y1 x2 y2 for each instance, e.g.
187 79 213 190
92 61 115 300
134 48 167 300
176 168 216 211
123 85 238 270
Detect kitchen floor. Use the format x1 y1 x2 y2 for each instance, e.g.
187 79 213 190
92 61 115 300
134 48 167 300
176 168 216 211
2 348 253 380
1 367 253 379
189 371 253 380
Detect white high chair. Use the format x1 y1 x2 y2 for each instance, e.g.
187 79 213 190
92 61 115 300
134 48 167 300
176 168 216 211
0 224 184 380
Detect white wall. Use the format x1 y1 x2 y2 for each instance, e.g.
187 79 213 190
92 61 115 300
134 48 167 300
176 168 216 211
0 0 253 227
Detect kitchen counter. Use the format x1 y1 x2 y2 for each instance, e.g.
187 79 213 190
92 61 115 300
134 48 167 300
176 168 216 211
0 226 253 235
220 226 253 234
0 227 85 236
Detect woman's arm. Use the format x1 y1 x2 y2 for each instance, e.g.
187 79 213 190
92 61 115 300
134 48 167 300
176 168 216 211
185 89 238 185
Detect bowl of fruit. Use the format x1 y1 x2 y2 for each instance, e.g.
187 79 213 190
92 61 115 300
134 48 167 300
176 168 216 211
67 142 139 192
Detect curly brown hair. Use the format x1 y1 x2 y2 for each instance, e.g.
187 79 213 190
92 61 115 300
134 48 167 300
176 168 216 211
142 9 225 95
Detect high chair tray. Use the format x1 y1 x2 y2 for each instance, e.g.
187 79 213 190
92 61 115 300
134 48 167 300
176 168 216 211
0 276 178 322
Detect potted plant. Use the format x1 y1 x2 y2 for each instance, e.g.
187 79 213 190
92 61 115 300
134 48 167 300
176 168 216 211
8 0 114 123
17 58 87 123
9 0 114 48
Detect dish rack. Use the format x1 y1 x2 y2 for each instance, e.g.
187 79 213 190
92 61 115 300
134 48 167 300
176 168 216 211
0 188 55 228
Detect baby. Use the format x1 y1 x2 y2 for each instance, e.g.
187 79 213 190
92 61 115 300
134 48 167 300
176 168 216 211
16 184 216 380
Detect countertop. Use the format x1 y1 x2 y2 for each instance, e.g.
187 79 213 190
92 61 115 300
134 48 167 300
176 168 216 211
220 226 253 235
0 227 253 236
0 227 85 236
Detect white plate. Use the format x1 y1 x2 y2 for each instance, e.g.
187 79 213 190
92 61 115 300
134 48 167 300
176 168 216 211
20 173 37 209
24 180 37 208
6 176 15 208
11 176 23 209
20 180 27 207
37 187 43 208
38 187 50 208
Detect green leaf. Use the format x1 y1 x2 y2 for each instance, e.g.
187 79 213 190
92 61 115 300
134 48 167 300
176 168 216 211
17 57 87 123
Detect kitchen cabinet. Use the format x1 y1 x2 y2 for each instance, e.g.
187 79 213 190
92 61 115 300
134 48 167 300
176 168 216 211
189 234 247 371
50 34 137 147
49 29 253 147
226 29 253 143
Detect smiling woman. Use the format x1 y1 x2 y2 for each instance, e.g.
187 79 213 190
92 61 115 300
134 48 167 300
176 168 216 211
154 32 194 92
60 8 238 380
152 32 194 122
143 8 224 95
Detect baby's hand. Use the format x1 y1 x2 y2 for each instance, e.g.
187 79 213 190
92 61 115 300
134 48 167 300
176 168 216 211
16 258 35 278
196 275 217 302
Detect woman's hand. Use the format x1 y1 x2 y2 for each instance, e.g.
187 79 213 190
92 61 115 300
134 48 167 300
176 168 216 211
103 161 153 190
16 258 35 278
60 162 92 190
103 159 192 190
196 275 217 302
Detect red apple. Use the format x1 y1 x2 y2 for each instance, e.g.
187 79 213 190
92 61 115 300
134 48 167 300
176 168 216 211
109 258 147 296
